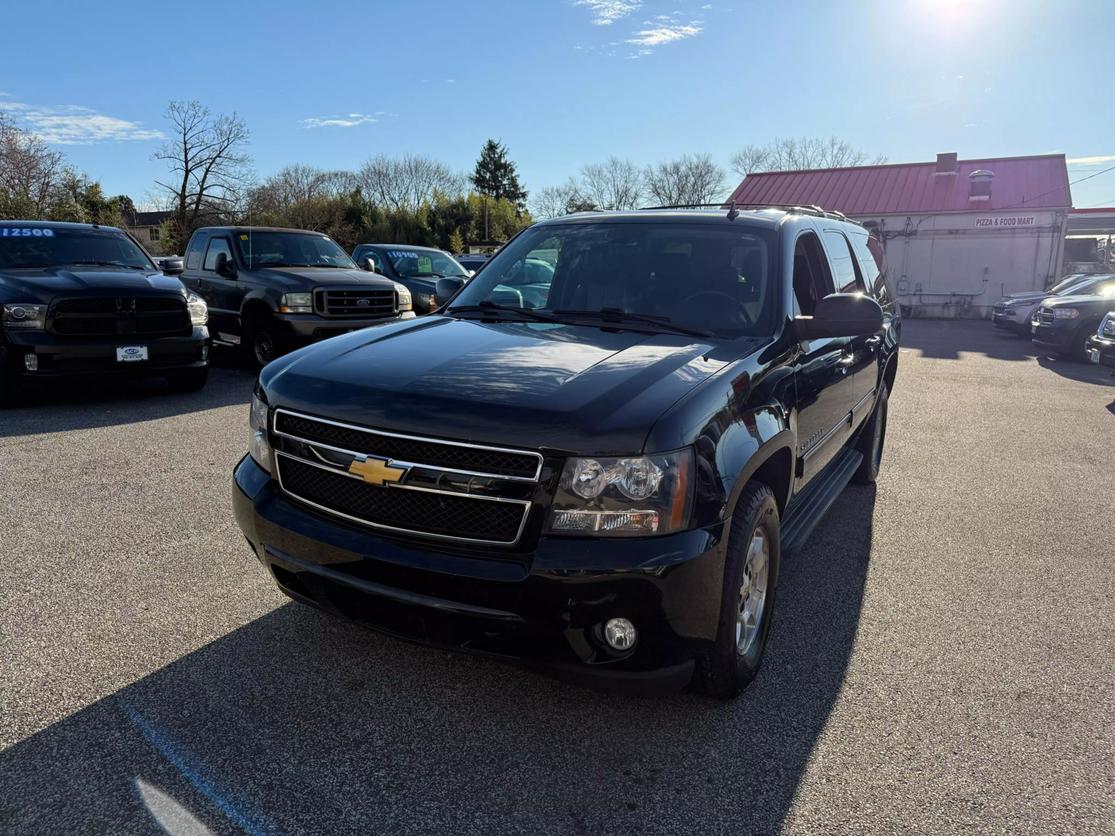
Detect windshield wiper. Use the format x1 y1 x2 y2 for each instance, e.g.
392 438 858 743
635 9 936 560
552 308 712 338
68 260 149 270
448 301 564 324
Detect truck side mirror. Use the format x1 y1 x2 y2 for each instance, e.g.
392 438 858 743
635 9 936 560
794 292 882 340
214 252 237 279
435 277 466 307
159 257 184 276
362 256 377 273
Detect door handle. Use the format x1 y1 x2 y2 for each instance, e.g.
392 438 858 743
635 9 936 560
864 336 882 349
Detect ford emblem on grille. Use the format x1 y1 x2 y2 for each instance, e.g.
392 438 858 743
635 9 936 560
356 298 371 307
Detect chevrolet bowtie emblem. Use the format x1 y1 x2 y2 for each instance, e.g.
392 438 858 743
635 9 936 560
348 455 407 487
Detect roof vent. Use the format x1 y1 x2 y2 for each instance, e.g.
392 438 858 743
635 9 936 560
969 169 994 201
934 152 959 174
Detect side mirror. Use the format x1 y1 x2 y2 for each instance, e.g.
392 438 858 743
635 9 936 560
362 256 377 273
159 257 184 276
795 292 882 340
214 252 237 279
435 276 466 307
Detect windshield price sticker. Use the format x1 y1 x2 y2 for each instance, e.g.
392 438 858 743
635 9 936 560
1 227 54 237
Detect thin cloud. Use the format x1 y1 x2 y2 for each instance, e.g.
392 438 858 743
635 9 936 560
626 21 702 47
301 112 379 129
1067 155 1115 165
575 0 641 25
0 100 162 144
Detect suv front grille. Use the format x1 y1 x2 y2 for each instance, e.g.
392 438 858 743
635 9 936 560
275 455 528 545
1038 308 1055 325
274 411 542 480
50 296 191 337
314 288 397 318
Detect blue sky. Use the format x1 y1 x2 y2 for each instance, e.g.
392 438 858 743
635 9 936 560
2 0 1113 208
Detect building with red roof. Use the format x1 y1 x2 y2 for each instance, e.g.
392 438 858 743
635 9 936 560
729 153 1073 317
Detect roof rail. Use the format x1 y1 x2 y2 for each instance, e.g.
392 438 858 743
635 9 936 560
637 202 862 226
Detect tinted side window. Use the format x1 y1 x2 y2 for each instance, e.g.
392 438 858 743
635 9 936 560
203 237 232 272
792 232 835 316
185 234 206 271
849 233 889 304
823 230 861 293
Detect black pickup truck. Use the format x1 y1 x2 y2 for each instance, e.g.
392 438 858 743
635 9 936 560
0 221 209 404
181 227 414 367
233 207 899 697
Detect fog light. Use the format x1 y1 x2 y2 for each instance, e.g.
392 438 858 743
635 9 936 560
201 344 209 360
23 353 38 372
603 618 637 651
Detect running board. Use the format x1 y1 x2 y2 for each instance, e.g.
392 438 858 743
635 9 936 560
780 448 863 552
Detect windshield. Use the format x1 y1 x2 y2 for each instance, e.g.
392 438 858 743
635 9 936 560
236 231 355 270
1048 274 1085 294
0 225 154 270
1068 276 1115 297
383 248 468 278
448 221 778 339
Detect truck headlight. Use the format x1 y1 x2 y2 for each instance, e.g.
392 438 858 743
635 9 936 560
395 284 413 312
186 292 208 326
248 389 273 474
279 292 313 314
546 449 693 537
1101 315 1115 337
414 292 436 312
2 303 47 330
1053 308 1080 319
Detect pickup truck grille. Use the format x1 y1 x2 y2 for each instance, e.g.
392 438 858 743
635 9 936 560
272 409 543 545
50 296 191 337
314 288 397 318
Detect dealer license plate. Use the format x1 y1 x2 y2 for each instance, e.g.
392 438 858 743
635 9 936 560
116 345 149 362
1089 348 1101 364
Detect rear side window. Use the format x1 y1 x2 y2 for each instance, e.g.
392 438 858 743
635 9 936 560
823 230 862 293
185 234 206 270
203 237 232 271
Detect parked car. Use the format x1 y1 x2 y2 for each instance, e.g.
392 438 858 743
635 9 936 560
1086 312 1115 369
0 221 209 404
1030 279 1115 360
350 244 470 314
455 253 491 274
182 227 413 368
233 207 899 698
991 273 1107 335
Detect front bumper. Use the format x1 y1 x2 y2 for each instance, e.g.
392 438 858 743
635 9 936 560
991 310 1021 329
1030 320 1075 351
276 312 416 343
232 455 722 692
1086 334 1115 368
2 326 209 378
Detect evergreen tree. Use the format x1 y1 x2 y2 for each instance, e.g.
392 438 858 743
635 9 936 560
470 139 527 212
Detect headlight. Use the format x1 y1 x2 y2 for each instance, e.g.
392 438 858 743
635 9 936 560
248 389 273 474
546 449 693 537
186 292 208 326
1102 315 1115 337
2 303 47 330
1053 308 1079 319
395 284 413 312
414 292 436 311
279 292 313 314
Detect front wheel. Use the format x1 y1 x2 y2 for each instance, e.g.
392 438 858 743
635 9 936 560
852 385 888 484
245 313 285 369
694 481 781 699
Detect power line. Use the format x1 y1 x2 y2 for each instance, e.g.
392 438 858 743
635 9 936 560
1004 162 1115 210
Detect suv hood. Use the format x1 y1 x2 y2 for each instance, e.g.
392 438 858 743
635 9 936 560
1002 290 1048 301
262 315 759 454
0 267 184 302
1043 293 1115 311
252 267 398 291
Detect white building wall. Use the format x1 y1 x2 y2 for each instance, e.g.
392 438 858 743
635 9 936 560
851 209 1068 318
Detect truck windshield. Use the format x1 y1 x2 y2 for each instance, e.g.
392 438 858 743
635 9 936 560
0 226 154 270
448 221 778 339
382 248 468 278
237 231 356 270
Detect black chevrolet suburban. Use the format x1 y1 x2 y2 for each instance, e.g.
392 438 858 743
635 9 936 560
182 227 414 368
233 207 900 697
0 221 209 404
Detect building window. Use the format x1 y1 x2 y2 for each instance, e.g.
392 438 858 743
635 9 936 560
149 227 159 241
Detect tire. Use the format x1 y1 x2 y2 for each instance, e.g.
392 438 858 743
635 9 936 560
244 312 285 369
852 385 889 484
694 481 781 699
166 367 209 393
1071 322 1100 362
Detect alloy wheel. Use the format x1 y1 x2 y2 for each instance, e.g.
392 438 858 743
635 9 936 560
736 530 769 656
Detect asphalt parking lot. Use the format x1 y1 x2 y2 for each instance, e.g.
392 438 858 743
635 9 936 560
1 320 1112 834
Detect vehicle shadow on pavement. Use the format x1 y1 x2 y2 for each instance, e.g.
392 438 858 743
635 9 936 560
0 487 876 833
0 357 256 439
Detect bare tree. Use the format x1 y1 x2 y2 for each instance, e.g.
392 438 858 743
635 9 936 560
532 178 597 219
730 136 887 176
644 153 726 206
0 114 68 218
248 164 358 231
153 101 252 249
358 154 464 212
580 157 644 211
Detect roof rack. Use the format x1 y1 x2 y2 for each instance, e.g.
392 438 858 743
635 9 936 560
637 202 861 226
